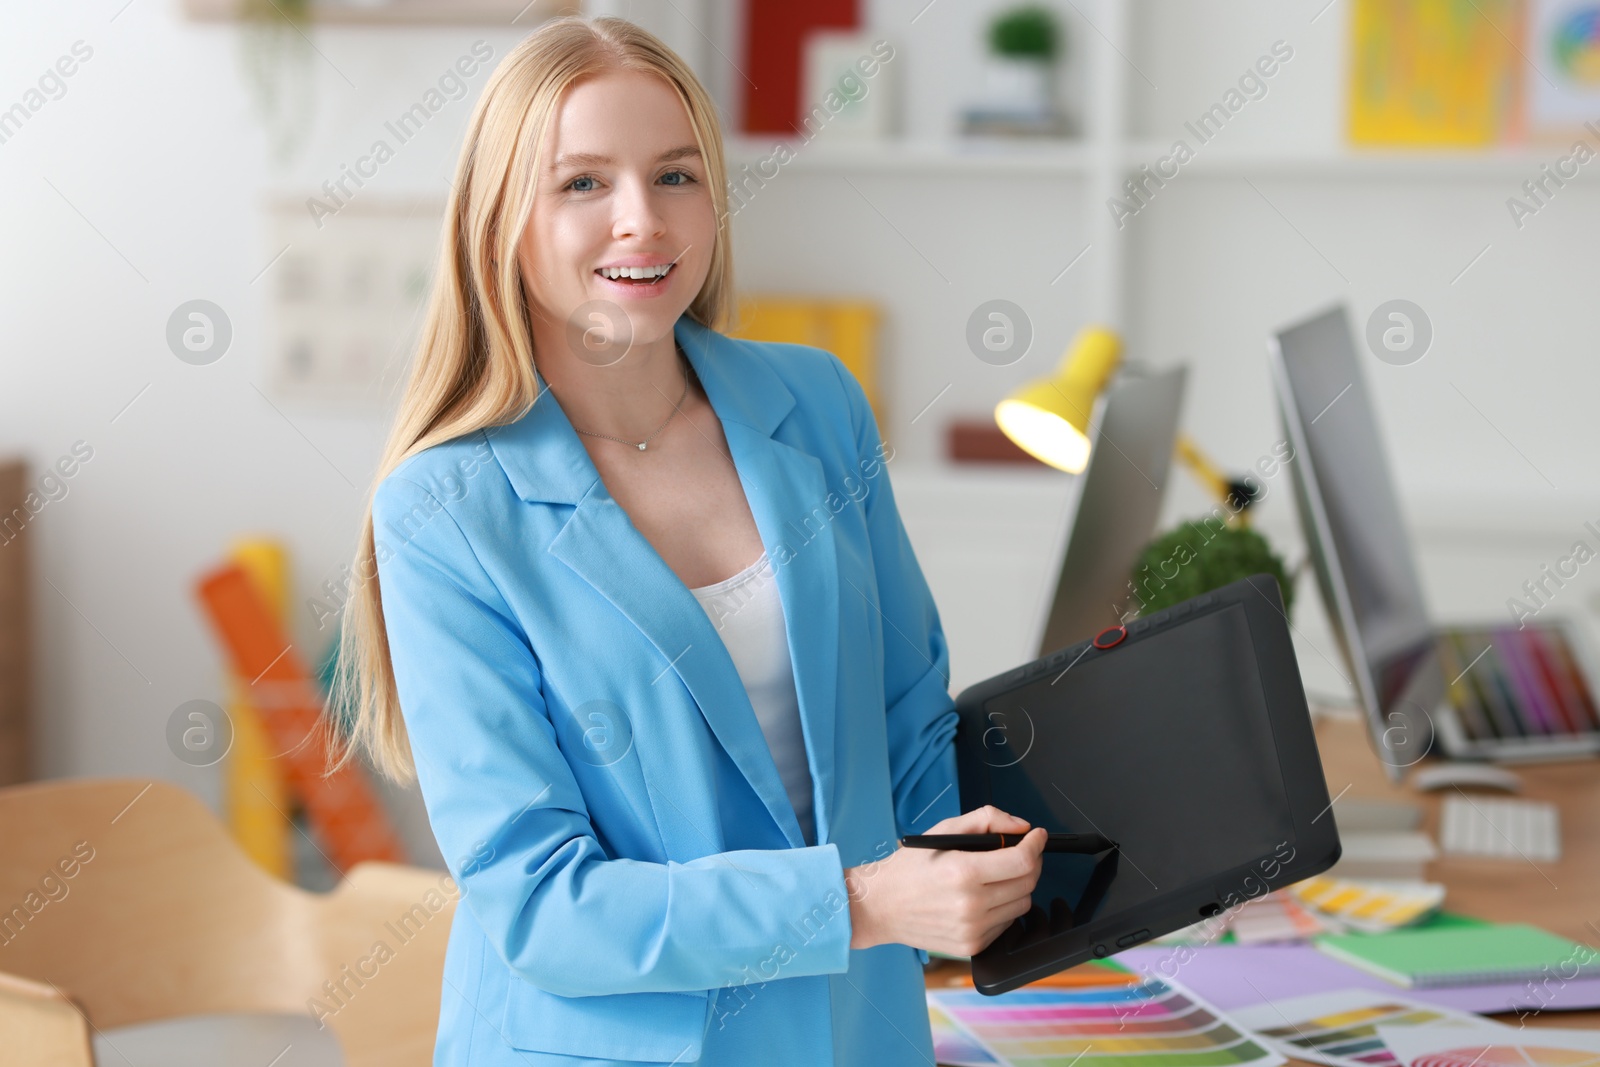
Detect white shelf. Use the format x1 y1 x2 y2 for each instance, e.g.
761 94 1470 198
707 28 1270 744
722 135 1098 176
724 135 1565 182
180 0 575 24
1122 142 1571 180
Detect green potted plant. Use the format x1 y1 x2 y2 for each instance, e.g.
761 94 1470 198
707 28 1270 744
984 6 1061 116
1129 520 1296 618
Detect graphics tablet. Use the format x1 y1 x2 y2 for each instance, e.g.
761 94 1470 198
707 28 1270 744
954 574 1342 995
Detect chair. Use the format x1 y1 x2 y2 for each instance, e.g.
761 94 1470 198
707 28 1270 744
0 777 454 1066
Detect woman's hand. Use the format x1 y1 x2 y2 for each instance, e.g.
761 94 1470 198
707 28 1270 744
843 805 1045 957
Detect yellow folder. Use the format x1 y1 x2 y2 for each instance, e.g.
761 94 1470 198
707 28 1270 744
729 296 884 431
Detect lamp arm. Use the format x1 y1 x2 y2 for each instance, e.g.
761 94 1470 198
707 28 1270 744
1173 433 1255 526
1174 433 1233 501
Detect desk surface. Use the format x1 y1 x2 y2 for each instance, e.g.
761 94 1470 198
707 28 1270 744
925 710 1600 1061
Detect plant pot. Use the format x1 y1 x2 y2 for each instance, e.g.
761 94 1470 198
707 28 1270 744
982 55 1055 115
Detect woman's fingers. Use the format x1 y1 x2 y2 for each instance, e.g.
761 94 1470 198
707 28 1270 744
979 868 1042 910
970 826 1047 884
969 881 1039 954
975 905 1029 953
974 805 1031 833
928 804 1033 835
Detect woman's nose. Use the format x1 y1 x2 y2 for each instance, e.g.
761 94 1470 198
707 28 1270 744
611 176 667 240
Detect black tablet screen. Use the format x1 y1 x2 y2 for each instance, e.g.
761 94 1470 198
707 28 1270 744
977 602 1298 929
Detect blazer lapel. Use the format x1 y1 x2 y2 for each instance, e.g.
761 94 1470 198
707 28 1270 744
486 316 841 851
715 418 841 848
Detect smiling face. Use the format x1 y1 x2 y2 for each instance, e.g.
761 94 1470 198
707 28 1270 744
517 67 716 360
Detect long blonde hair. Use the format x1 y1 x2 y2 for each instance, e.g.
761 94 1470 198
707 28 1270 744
329 15 736 784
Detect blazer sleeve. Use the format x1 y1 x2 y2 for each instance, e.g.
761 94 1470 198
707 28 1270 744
371 474 854 1000
826 357 962 839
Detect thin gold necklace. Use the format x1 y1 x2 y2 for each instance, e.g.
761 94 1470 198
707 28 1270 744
565 347 690 452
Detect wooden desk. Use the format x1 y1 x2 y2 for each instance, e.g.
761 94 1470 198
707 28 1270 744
926 710 1600 1059
1312 709 1599 952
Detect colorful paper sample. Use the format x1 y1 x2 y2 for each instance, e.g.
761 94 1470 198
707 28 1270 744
1377 1022 1600 1067
1289 877 1446 933
928 977 1285 1067
1230 988 1505 1067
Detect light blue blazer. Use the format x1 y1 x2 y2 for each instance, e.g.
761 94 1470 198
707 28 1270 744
372 313 962 1066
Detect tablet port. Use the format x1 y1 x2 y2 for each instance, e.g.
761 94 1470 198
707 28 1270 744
1198 902 1224 918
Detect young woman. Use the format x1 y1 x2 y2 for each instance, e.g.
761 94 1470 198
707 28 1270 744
332 16 1045 1066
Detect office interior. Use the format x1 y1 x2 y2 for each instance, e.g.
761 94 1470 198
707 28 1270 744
3 1 1599 1064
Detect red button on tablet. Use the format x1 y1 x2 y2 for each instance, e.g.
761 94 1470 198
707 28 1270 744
1093 625 1127 649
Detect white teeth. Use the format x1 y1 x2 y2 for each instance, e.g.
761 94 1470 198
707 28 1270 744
599 264 672 280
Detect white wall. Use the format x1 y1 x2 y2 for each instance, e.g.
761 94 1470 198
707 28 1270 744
0 5 540 852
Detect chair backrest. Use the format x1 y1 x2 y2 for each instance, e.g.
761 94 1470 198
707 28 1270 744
0 777 455 1067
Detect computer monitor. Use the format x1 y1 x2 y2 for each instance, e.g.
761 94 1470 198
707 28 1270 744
1269 305 1440 780
1030 367 1188 657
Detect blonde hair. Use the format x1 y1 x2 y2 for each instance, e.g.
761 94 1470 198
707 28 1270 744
329 15 736 784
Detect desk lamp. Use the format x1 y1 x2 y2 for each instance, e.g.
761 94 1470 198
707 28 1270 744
993 326 1119 475
994 325 1262 523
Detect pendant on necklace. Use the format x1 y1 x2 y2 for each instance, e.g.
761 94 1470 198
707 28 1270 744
638 442 647 451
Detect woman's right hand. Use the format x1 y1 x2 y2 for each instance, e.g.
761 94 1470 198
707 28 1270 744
843 805 1045 957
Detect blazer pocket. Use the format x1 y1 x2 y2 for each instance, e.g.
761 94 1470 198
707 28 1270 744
500 976 711 1062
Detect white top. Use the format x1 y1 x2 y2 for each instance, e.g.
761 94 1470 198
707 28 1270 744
689 551 816 846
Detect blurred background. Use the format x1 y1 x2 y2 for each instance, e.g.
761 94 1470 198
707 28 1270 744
3 0 1599 892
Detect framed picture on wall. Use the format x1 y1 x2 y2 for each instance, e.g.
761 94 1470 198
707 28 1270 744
800 30 897 141
1521 0 1600 140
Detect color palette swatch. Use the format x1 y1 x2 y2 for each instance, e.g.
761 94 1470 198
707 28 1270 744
1229 890 1334 944
1412 1047 1594 1067
937 959 1144 991
1230 988 1496 1067
931 1002 1000 1066
1377 1022 1600 1067
1289 877 1445 933
1436 624 1600 742
928 977 1284 1067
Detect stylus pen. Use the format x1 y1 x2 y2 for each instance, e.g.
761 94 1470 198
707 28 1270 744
899 833 1116 854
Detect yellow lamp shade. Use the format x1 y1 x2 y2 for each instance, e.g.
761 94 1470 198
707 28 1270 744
994 326 1123 473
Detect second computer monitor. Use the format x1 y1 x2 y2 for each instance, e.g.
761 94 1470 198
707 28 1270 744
1269 305 1440 779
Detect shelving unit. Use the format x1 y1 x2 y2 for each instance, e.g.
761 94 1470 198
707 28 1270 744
708 0 1138 463
679 0 1598 501
722 135 1097 176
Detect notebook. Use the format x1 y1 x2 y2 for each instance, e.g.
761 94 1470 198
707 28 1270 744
1314 922 1600 988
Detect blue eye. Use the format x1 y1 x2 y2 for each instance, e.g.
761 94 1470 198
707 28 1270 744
564 169 695 193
